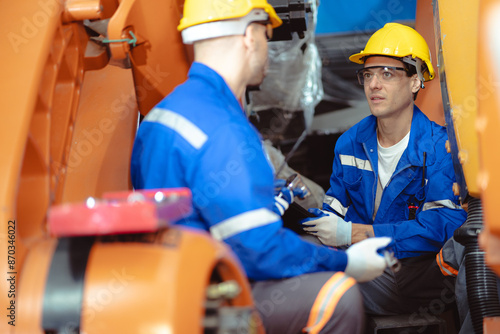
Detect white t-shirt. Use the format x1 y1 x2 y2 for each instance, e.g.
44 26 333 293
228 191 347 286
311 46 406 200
377 131 410 188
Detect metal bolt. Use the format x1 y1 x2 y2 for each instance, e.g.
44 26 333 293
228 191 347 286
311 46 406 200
206 280 241 300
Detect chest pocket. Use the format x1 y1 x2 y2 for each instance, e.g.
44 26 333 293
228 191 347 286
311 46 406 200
340 154 372 188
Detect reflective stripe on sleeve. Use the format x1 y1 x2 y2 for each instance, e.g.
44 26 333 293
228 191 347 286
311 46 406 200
436 248 458 277
210 208 280 241
145 108 208 149
323 195 348 217
339 154 373 171
422 200 462 211
303 272 357 334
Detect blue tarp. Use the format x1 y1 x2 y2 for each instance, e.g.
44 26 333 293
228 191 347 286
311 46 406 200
316 0 417 34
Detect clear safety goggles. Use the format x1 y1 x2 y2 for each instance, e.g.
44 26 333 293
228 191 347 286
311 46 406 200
356 66 409 85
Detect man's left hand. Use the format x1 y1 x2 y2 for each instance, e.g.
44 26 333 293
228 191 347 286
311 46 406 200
300 208 352 247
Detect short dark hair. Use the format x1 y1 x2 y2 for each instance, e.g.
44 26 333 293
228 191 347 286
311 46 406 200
403 61 417 77
402 61 419 101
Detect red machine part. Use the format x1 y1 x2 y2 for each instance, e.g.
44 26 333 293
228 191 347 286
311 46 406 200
48 188 193 237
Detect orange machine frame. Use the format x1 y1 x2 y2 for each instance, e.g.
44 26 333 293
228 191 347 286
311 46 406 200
2 0 500 332
477 6 500 330
0 0 260 333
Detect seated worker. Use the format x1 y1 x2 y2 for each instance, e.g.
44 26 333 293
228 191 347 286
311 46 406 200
130 0 392 333
301 23 467 316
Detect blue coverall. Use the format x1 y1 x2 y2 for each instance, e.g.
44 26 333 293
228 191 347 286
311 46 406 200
323 106 467 315
323 106 467 259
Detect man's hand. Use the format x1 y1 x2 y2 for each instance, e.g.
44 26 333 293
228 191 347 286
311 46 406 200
352 223 374 243
300 208 352 247
344 237 392 282
272 179 306 216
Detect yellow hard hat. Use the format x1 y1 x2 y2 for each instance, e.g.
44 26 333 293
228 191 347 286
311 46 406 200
178 0 282 32
349 23 435 81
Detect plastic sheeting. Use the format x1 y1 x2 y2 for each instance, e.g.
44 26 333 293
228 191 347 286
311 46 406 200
248 0 323 130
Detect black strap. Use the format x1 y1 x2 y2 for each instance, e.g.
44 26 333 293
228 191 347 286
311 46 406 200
42 237 95 333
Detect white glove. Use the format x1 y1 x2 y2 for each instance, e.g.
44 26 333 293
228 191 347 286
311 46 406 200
345 237 392 282
274 191 292 216
300 208 352 247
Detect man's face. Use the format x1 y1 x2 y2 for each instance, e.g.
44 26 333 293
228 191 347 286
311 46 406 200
362 56 418 120
247 23 270 86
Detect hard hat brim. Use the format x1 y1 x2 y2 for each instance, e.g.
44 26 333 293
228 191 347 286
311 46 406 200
265 5 282 28
178 4 282 32
349 51 366 65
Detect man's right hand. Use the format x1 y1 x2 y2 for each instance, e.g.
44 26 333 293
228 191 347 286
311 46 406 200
272 179 307 216
344 237 392 282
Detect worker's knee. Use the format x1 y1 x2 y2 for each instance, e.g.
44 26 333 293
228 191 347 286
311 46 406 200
333 281 364 319
336 282 364 317
305 273 364 334
252 272 364 334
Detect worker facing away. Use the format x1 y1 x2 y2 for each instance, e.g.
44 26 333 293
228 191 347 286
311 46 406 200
131 0 392 332
301 23 467 315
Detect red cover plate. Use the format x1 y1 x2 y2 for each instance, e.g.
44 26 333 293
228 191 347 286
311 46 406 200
48 188 193 237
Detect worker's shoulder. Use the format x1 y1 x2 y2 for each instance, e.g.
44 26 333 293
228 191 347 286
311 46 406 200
414 106 448 141
418 118 451 165
144 102 255 157
335 114 376 147
156 86 244 131
429 120 447 140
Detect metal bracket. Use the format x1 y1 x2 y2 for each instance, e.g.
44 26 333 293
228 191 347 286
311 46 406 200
102 30 137 47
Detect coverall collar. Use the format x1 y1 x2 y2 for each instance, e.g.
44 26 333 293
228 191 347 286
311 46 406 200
188 62 244 113
356 105 437 167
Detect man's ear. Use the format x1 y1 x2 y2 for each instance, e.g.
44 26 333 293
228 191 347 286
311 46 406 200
411 74 421 93
242 24 256 51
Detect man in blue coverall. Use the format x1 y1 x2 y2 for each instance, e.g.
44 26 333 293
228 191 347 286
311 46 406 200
130 0 392 333
301 23 468 316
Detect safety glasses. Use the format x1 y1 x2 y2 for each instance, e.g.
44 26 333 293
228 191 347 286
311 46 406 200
356 66 408 85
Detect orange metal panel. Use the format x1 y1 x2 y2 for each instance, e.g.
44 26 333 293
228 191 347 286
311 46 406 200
0 1 65 330
0 1 257 333
480 227 500 278
434 0 480 197
15 228 261 333
82 228 260 333
484 317 500 334
16 21 87 244
16 239 58 334
476 0 500 275
63 0 104 22
415 0 445 126
107 0 191 115
61 65 138 203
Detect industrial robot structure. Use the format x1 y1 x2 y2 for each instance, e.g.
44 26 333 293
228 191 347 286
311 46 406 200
1 0 499 333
